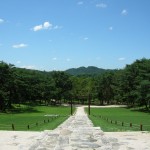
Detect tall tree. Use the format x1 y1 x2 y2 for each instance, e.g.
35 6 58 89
96 72 114 105
0 62 13 110
52 71 72 104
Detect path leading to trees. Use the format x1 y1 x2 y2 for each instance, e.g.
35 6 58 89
27 106 118 149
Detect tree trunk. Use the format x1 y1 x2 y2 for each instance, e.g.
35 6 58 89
0 99 5 111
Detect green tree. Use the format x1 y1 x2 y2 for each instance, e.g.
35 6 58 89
94 71 115 105
0 62 13 111
52 71 73 104
113 58 150 108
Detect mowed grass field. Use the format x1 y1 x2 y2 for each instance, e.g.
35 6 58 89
86 107 150 132
0 105 75 131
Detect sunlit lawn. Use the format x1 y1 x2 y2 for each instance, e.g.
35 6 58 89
86 107 150 132
0 105 75 131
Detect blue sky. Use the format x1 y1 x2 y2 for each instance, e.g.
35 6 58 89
0 0 150 71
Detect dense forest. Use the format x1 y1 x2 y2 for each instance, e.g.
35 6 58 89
0 58 150 111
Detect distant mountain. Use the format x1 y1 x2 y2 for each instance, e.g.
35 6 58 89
65 66 113 76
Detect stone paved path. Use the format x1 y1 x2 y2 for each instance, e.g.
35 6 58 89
29 106 118 150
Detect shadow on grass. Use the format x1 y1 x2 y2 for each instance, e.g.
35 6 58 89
3 104 69 114
7 106 42 114
131 108 150 113
125 106 150 114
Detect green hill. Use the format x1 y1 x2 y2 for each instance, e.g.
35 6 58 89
65 66 112 76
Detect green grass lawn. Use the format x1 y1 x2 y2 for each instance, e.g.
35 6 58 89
86 107 150 132
0 105 75 131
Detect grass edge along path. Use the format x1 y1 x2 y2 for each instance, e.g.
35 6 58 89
0 105 75 131
86 107 150 132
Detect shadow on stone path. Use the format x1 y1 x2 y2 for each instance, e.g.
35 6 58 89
29 106 119 150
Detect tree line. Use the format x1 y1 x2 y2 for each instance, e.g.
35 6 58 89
0 58 150 111
93 58 150 109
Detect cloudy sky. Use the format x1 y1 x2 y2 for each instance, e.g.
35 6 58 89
0 0 150 71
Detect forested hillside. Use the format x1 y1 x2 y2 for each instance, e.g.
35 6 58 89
0 58 150 112
65 66 112 76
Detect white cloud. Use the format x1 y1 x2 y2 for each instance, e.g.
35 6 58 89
96 3 107 8
27 66 36 69
121 9 128 15
32 21 52 31
21 65 36 69
16 61 21 64
52 57 57 61
118 57 126 61
0 19 4 23
84 37 89 40
12 43 28 48
53 25 62 30
109 26 113 31
66 58 71 62
43 22 52 29
77 1 83 5
33 25 43 31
